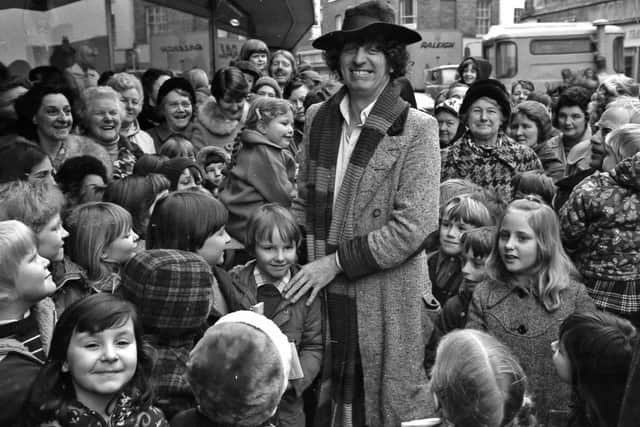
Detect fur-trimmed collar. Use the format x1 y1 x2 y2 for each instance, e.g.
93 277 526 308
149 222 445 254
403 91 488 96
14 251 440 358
196 99 240 137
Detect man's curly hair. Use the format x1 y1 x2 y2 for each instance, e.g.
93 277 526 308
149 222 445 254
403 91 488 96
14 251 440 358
324 36 410 81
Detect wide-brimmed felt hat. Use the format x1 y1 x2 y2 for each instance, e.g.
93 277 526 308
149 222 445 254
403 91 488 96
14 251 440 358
312 0 421 50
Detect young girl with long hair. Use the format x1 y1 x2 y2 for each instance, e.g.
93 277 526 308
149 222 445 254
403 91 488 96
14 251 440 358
23 293 168 426
553 311 637 427
430 329 529 427
218 96 297 245
65 202 139 293
467 197 595 424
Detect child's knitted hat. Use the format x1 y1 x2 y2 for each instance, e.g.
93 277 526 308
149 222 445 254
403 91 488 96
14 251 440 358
187 310 292 426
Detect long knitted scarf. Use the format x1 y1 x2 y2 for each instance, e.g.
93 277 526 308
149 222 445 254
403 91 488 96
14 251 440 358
305 81 409 262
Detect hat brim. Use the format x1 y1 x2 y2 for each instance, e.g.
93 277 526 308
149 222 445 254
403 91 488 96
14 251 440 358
312 23 421 50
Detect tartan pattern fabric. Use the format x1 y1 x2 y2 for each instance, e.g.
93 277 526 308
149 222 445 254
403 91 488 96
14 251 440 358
150 343 195 419
585 277 640 314
303 81 409 277
441 130 542 202
120 249 213 337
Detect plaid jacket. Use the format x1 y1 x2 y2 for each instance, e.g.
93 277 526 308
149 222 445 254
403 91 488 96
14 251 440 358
120 249 215 418
441 131 542 202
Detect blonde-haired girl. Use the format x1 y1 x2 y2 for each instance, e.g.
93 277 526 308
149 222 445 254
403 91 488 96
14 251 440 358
467 197 595 424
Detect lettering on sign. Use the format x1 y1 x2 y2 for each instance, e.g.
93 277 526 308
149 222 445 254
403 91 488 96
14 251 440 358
160 44 203 53
421 41 455 49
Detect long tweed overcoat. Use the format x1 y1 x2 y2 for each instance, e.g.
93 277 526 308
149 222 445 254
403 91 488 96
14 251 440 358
295 95 441 426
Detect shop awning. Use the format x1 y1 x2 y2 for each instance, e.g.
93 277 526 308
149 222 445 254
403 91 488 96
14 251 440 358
146 0 315 50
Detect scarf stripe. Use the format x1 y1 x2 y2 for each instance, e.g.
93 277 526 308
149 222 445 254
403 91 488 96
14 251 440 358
305 81 409 263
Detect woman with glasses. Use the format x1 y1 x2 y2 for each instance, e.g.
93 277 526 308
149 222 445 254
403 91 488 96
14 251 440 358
147 77 197 153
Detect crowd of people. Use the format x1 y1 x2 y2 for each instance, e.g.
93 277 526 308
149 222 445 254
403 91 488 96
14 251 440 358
0 1 640 426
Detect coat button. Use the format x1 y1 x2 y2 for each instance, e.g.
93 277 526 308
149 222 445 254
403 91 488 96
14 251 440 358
517 325 527 335
373 209 381 217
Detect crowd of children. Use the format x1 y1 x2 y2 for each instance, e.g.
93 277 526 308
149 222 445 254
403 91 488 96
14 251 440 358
2 10 640 427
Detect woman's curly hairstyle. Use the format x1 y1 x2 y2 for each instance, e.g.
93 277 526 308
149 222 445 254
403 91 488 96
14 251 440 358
324 36 410 81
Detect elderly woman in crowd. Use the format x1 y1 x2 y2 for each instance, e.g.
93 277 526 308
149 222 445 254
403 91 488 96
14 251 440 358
239 38 269 76
192 66 249 155
560 124 640 327
14 83 112 175
441 79 541 202
269 49 297 91
147 77 196 153
434 97 462 150
106 72 155 154
509 100 564 181
546 85 593 177
78 86 142 179
285 1 440 425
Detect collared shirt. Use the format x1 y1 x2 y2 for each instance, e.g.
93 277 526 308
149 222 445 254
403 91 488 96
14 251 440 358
253 267 291 295
334 94 377 204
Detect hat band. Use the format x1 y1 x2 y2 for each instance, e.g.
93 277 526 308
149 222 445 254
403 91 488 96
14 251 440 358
342 14 391 32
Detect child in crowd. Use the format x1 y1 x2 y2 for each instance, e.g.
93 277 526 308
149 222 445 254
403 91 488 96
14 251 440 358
467 198 595 424
0 180 87 313
553 311 637 427
513 170 557 206
219 97 297 245
65 202 139 293
172 311 292 427
23 293 168 426
159 135 196 161
156 157 204 191
146 190 232 320
228 204 322 427
0 220 57 426
428 195 493 306
120 249 214 419
196 145 231 197
430 329 529 427
436 226 495 334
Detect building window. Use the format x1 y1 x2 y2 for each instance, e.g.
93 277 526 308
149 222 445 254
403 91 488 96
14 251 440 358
399 0 417 28
514 8 523 23
476 0 491 35
335 14 342 30
146 7 168 35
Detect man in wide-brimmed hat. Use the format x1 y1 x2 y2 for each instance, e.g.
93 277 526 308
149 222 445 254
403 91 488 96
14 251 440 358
285 1 441 426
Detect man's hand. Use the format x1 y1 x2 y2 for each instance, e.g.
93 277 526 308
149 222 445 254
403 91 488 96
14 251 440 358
284 254 340 305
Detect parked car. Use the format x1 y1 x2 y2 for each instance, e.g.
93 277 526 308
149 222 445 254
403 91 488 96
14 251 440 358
423 64 459 110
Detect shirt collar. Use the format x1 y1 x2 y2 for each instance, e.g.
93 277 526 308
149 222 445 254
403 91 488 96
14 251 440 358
253 267 291 295
339 93 377 128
